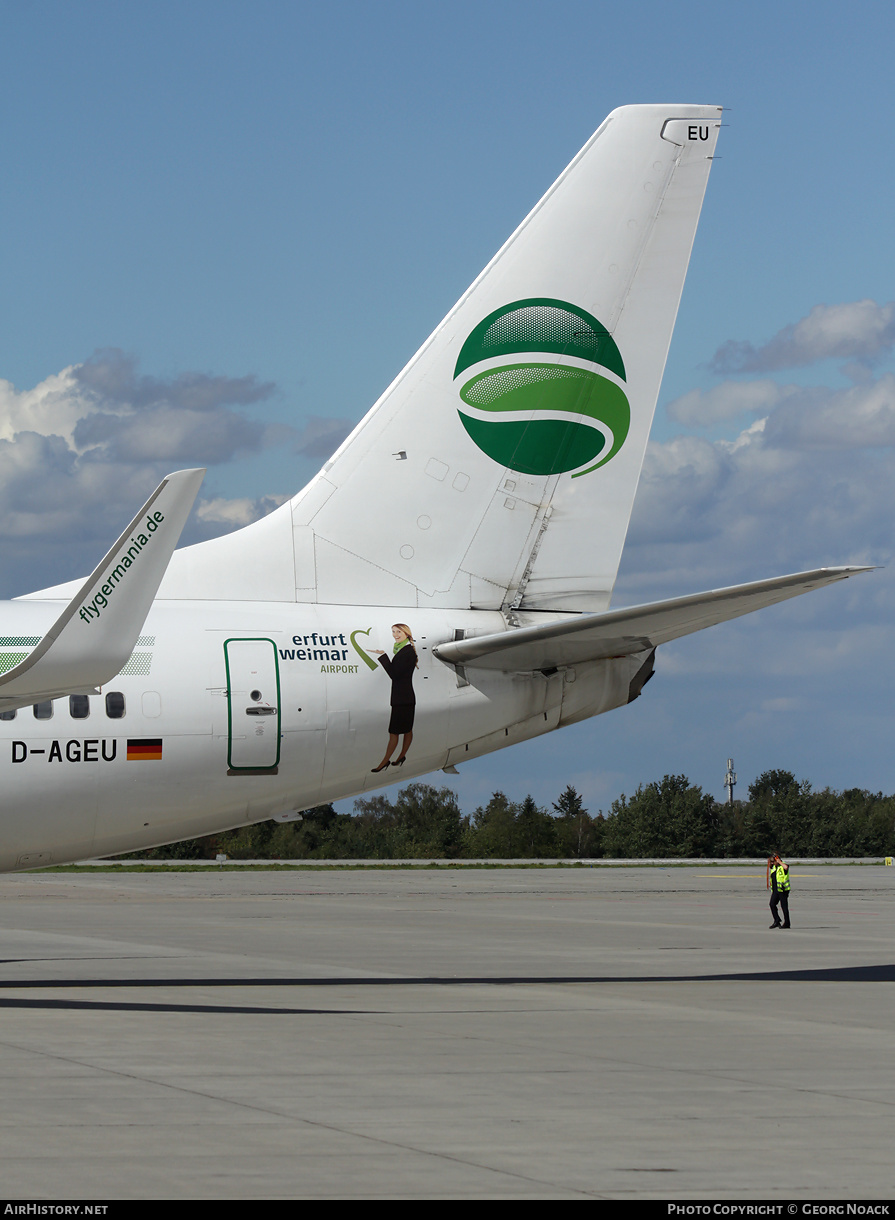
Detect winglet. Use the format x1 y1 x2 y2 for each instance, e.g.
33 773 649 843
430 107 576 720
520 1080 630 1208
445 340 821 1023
0 469 205 704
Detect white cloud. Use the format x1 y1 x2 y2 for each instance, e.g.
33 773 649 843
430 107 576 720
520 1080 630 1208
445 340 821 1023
624 434 731 543
669 373 895 448
620 413 890 612
606 300 895 799
71 348 275 411
667 379 794 426
710 299 895 374
647 309 895 606
763 374 895 449
0 351 367 596
73 406 266 464
0 351 279 460
196 494 290 527
0 353 295 596
0 369 94 446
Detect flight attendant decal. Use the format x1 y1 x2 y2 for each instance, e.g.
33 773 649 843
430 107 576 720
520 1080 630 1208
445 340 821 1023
369 624 417 772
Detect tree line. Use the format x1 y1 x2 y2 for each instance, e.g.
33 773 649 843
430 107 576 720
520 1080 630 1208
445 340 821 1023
128 770 895 860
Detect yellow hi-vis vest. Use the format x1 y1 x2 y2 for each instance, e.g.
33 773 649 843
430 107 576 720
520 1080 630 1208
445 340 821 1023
775 864 790 893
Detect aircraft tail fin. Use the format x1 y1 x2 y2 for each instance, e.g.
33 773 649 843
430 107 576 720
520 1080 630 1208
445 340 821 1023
152 105 721 609
289 104 722 612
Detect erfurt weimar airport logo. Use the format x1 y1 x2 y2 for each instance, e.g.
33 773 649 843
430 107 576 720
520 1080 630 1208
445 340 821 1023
454 298 629 478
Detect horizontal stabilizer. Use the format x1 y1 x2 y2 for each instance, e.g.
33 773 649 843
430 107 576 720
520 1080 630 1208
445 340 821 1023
0 469 205 709
432 567 873 672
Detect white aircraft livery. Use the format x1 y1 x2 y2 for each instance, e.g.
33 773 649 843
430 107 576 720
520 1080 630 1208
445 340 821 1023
0 104 870 869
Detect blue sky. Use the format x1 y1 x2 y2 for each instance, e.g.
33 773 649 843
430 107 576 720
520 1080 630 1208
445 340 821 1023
2 0 895 812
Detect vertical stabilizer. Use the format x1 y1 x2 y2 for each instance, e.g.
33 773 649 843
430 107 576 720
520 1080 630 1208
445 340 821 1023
296 104 721 611
155 105 721 609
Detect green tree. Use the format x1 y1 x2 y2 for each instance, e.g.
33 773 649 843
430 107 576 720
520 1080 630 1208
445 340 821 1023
602 775 718 857
269 804 340 858
552 785 601 857
516 794 558 857
352 784 465 857
467 791 520 857
390 783 465 858
742 770 810 856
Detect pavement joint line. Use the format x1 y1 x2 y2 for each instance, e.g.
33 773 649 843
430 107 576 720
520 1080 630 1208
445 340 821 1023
0 1033 602 1198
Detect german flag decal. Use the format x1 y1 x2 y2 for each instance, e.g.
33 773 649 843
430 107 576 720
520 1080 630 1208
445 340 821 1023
127 738 163 761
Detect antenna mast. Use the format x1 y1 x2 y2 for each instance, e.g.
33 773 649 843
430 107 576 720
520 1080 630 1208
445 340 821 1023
724 758 737 806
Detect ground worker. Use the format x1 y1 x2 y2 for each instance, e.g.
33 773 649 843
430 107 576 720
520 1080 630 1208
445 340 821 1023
768 854 791 929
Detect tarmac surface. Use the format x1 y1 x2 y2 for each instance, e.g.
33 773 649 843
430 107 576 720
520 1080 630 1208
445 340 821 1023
0 863 892 1199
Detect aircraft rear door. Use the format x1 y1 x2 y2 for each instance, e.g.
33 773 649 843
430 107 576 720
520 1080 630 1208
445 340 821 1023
224 638 281 772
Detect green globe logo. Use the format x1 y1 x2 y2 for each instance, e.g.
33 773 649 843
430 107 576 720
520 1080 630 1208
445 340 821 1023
454 298 629 478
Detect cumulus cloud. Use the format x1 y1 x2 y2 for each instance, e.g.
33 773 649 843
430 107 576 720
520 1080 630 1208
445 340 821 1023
71 348 275 411
66 349 279 464
196 494 290 528
0 370 95 446
0 352 296 596
616 301 895 786
1 350 278 461
633 303 895 638
668 374 895 450
0 432 79 534
0 350 369 596
762 374 895 449
667 379 796 426
624 434 731 544
710 300 895 374
621 408 889 613
73 406 266 464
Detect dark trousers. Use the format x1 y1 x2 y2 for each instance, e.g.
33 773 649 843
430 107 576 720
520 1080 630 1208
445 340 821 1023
770 891 790 927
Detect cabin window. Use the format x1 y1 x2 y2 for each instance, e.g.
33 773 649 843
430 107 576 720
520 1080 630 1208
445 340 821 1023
33 701 53 720
69 695 90 719
105 691 126 719
0 710 15 721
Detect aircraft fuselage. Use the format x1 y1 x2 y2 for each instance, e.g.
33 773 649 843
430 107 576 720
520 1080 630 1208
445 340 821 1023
0 601 647 869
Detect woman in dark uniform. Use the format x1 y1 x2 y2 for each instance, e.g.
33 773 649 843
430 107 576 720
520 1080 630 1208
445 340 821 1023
370 623 417 772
